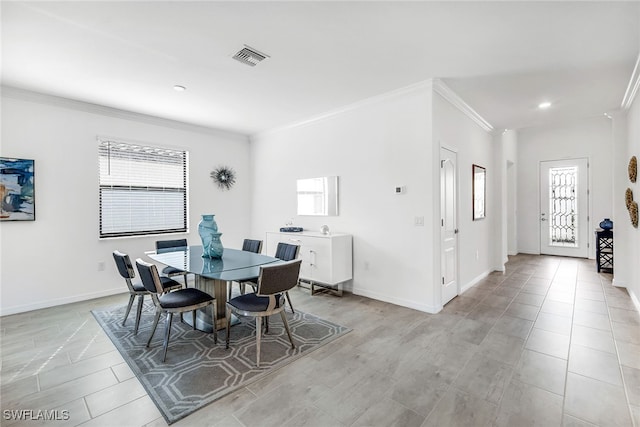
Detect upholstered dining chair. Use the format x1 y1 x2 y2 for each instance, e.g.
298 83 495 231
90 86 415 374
225 259 302 367
239 242 300 313
155 239 190 285
228 239 264 299
112 250 182 334
135 258 217 362
274 242 300 313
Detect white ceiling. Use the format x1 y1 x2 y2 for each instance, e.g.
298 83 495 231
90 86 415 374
2 1 638 135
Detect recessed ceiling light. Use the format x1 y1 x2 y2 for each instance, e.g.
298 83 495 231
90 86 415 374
173 85 186 92
538 101 552 109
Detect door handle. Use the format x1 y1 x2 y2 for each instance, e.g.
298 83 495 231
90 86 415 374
454 229 459 234
541 218 547 221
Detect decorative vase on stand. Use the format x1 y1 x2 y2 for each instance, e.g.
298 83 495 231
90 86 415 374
198 214 224 258
599 218 613 230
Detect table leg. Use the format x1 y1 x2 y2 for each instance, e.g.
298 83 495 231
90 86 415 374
193 276 229 331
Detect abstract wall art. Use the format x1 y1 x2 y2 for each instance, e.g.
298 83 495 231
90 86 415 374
0 157 35 221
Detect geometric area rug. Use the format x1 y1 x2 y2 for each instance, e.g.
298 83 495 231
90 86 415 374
91 302 350 424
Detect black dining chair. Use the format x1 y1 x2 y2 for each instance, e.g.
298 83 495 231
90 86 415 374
112 250 182 334
274 242 300 313
155 239 190 285
225 259 302 367
228 239 263 299
136 258 217 362
240 242 300 314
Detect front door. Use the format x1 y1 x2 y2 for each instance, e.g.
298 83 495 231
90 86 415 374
539 158 589 258
441 147 458 305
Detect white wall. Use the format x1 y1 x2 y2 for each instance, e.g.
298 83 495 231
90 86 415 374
517 117 613 257
0 90 252 315
612 112 629 289
503 130 518 256
620 95 640 308
432 92 496 289
250 81 496 313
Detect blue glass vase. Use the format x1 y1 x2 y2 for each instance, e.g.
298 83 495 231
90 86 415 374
198 214 224 258
599 218 613 230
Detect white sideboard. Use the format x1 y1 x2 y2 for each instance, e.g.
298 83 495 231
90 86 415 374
265 231 353 295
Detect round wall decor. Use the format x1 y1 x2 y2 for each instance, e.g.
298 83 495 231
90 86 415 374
210 166 236 190
629 156 637 183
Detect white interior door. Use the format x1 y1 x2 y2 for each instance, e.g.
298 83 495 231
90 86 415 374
441 147 458 305
540 158 589 258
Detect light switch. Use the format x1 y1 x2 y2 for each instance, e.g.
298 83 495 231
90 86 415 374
414 216 424 226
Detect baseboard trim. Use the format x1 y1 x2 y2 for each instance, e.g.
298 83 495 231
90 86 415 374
629 289 640 314
351 287 441 314
461 270 491 294
612 278 627 288
0 288 126 317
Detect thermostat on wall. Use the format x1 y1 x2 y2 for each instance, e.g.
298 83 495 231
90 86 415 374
395 186 406 194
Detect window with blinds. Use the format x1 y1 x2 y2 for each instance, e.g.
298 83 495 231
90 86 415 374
98 138 188 238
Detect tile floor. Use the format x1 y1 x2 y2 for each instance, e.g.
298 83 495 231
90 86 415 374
1 254 639 426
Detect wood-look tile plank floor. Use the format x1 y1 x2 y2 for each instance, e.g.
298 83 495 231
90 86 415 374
1 254 638 426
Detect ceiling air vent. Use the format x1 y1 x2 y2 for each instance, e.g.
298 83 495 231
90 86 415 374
232 45 269 67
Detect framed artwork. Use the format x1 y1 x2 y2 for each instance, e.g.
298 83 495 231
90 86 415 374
1 157 35 221
472 164 486 220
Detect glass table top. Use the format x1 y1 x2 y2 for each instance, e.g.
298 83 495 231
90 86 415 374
147 246 279 280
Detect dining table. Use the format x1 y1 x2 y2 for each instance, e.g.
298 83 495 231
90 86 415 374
146 245 279 331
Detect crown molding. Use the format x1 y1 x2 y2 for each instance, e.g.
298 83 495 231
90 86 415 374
0 85 248 140
252 80 434 139
432 78 493 132
622 53 640 110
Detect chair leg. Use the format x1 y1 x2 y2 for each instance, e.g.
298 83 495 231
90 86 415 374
147 310 161 347
225 306 231 349
285 291 295 314
211 303 218 344
134 295 145 335
123 294 135 326
256 317 262 368
162 312 173 362
192 310 197 330
280 310 295 349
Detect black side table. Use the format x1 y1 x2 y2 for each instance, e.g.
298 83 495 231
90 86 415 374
595 229 613 273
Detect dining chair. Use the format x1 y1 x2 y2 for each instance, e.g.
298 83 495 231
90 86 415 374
240 242 300 314
228 239 263 299
112 250 182 334
155 239 190 285
135 258 217 362
225 259 302 367
274 242 300 313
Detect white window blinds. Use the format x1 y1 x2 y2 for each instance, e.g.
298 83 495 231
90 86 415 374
98 138 188 238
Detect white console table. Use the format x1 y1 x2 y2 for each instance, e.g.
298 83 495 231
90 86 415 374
266 231 353 296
